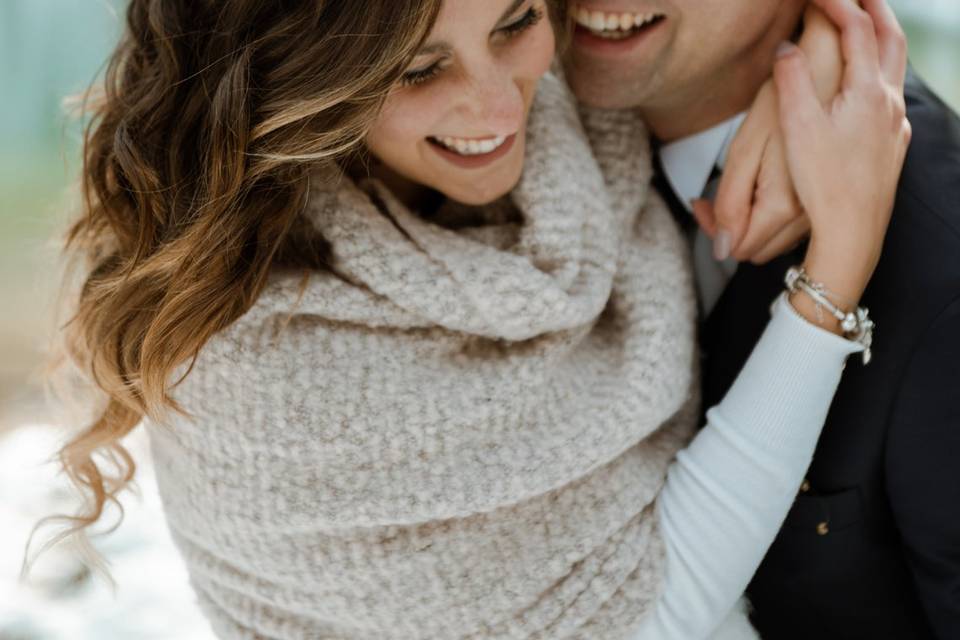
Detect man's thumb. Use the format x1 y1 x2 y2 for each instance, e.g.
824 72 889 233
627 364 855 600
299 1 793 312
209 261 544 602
773 42 824 142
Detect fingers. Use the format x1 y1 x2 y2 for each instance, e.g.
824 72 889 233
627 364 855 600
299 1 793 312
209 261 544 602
798 5 844 104
859 0 908 87
774 43 826 146
712 87 773 256
731 195 802 261
747 216 811 265
726 123 800 261
810 0 880 90
712 149 758 253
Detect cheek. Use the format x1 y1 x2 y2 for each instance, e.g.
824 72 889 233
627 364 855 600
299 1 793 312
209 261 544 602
508 22 556 115
367 90 449 168
519 22 556 80
675 1 777 61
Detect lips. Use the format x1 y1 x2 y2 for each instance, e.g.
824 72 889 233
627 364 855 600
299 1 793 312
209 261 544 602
426 133 518 169
428 135 509 156
572 4 665 39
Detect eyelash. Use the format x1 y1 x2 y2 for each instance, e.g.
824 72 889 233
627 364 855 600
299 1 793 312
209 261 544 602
399 5 544 87
400 62 446 87
500 5 544 37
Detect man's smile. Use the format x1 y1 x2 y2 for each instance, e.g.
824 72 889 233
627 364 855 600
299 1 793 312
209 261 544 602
571 4 665 40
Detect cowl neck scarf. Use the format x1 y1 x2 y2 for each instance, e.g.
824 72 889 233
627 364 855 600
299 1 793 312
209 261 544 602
151 70 700 640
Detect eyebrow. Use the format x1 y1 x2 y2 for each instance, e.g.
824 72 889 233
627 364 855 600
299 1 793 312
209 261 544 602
415 0 528 56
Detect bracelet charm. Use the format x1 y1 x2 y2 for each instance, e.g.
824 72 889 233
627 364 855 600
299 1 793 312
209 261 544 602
784 266 875 365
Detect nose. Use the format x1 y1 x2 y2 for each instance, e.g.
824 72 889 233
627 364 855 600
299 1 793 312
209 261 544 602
456 61 525 136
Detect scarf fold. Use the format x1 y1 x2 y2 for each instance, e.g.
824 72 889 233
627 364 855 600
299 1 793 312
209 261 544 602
150 70 700 640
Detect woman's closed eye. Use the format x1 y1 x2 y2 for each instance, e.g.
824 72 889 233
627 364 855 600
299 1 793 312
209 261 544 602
494 5 544 41
399 4 544 88
400 60 446 87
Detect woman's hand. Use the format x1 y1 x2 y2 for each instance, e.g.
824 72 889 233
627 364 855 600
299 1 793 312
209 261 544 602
700 4 844 264
776 0 911 333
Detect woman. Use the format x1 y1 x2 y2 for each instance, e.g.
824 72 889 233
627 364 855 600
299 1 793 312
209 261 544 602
25 0 909 638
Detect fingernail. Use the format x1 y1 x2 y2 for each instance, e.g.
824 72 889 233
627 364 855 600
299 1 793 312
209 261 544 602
776 41 797 59
714 229 731 261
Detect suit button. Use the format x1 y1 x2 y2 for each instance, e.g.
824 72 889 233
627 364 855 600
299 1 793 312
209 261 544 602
816 521 830 535
800 479 811 493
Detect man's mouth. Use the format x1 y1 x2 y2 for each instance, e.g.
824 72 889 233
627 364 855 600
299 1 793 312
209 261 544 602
572 5 665 40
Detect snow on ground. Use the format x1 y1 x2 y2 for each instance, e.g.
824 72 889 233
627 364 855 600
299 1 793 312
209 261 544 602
0 423 212 639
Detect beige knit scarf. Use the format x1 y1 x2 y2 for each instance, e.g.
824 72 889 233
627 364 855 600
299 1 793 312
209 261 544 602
148 70 700 639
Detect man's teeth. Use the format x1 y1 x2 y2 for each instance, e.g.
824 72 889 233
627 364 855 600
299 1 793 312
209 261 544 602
573 5 662 39
433 135 508 156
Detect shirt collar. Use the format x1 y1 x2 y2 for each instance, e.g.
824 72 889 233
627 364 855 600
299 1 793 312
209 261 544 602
658 111 747 213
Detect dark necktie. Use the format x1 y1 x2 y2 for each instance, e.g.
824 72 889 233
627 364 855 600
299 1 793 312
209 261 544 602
650 151 698 235
650 152 726 351
700 164 723 203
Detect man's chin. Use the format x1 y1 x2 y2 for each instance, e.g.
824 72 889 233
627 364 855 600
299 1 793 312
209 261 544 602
565 72 648 110
572 91 637 110
563 53 659 109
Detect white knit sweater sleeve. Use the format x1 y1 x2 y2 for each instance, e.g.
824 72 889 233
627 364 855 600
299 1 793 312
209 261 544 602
629 290 866 640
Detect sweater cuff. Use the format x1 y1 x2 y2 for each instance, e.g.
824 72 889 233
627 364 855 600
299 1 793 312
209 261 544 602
708 291 864 454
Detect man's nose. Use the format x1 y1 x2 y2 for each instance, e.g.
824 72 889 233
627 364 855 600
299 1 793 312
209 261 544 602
456 67 525 135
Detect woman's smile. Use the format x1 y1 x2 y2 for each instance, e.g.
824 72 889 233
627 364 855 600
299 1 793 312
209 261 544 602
365 0 553 205
426 132 518 168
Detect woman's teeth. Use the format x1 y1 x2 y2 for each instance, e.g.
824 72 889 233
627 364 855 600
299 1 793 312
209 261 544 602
432 135 508 156
573 5 663 39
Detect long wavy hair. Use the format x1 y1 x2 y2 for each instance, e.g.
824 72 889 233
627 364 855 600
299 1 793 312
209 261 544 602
23 0 570 586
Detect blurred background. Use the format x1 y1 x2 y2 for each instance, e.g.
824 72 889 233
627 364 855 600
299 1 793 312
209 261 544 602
1 1 959 638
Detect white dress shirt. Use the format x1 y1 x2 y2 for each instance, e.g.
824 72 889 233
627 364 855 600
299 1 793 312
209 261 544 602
659 112 747 317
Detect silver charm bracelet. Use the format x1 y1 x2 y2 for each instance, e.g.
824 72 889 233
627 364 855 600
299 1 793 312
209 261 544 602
784 265 875 365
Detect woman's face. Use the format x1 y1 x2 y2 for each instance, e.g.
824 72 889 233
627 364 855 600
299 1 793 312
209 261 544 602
366 0 555 206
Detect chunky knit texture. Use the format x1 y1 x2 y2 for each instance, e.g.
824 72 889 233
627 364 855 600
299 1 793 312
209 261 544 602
146 71 702 639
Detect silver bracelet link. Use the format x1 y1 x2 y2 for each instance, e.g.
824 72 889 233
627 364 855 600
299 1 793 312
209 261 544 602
784 265 875 365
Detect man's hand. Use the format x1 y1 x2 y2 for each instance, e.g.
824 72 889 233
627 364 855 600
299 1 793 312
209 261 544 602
778 0 910 328
695 4 844 264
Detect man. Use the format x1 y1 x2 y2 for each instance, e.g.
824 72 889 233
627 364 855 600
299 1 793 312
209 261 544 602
566 1 960 639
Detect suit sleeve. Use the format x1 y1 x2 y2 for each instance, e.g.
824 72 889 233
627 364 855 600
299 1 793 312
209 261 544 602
885 294 960 640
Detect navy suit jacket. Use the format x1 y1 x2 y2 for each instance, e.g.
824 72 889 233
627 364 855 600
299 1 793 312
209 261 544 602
698 70 960 639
